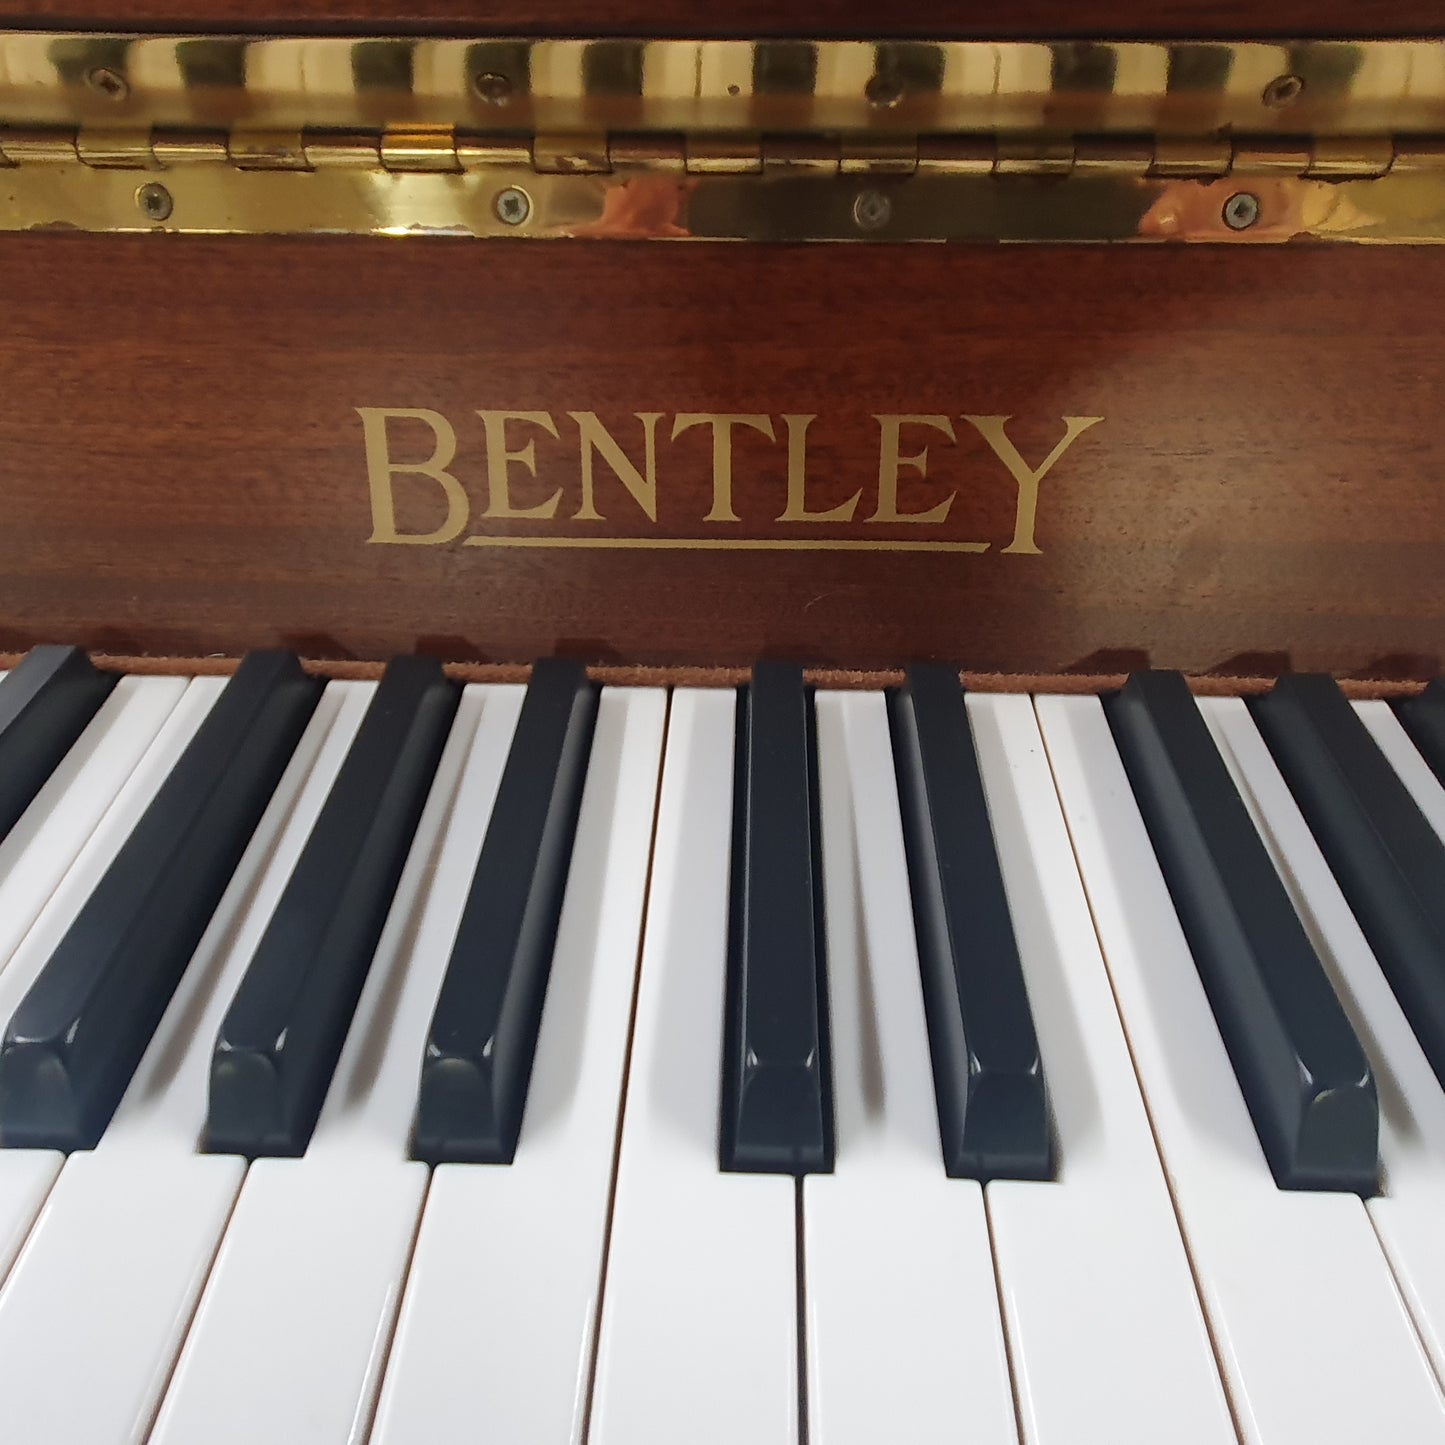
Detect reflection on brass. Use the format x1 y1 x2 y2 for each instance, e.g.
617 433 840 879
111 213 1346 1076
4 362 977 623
0 35 1439 136
1138 177 1378 242
0 126 76 165
1307 136 1393 179
1150 137 1232 179
380 125 460 173
456 134 530 170
996 137 1074 177
564 175 692 238
0 33 1442 242
76 127 156 169
685 134 762 175
611 134 686 174
532 131 610 175
916 135 994 175
1 150 1441 243
1392 139 1445 174
227 129 308 172
840 139 915 176
150 130 227 167
1232 139 1313 175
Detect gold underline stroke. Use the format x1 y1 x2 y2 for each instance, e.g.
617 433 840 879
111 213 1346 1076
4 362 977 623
462 535 991 552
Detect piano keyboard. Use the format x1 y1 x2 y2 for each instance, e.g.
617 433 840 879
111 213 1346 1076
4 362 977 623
1 649 1444 1444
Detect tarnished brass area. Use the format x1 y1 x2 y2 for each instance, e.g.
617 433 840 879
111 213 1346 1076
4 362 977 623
1 34 1443 241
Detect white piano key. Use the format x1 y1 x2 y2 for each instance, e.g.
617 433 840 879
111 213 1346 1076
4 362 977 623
1201 694 1445 1393
0 1150 60 1283
371 687 666 1445
151 684 524 1445
1354 699 1445 842
970 693 1234 1445
0 676 225 1029
0 681 368 1445
803 692 1017 1445
590 689 798 1445
0 674 188 979
1037 692 1445 1445
0 673 189 1284
0 676 223 1289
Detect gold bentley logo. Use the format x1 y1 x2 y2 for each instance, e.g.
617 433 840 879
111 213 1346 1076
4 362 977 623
357 408 1102 555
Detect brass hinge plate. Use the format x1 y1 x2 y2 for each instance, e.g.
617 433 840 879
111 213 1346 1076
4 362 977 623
2 33 1443 243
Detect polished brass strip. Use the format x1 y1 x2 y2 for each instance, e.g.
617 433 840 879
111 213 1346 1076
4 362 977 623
2 153 1442 242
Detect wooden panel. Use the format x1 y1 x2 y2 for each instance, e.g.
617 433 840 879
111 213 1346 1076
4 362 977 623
0 233 1441 680
0 0 1437 40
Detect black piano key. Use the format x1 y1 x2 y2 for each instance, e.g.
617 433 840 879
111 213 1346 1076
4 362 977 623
0 646 115 841
1397 680 1445 788
1108 670 1378 1194
718 661 833 1176
411 658 599 1165
887 665 1052 1181
206 657 460 1158
1251 674 1445 1095
0 651 322 1152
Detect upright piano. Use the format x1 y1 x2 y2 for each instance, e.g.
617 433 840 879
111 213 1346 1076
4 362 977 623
0 1 1444 1440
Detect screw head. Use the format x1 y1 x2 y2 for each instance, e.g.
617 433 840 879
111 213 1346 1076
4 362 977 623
494 186 532 226
852 188 892 232
1222 191 1261 231
864 73 904 109
472 71 514 104
1262 73 1306 108
136 182 173 223
86 66 129 101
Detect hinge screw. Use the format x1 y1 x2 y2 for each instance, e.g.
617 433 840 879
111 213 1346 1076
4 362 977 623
1262 74 1305 108
86 66 129 102
852 188 892 232
864 73 904 109
473 71 514 104
136 182 173 223
1222 191 1261 231
495 186 532 226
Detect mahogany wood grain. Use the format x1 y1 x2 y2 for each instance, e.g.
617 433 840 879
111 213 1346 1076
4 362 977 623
0 233 1441 680
0 0 1436 39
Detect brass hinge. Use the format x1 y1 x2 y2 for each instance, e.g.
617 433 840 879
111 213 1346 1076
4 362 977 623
2 120 1444 242
0 125 1438 180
